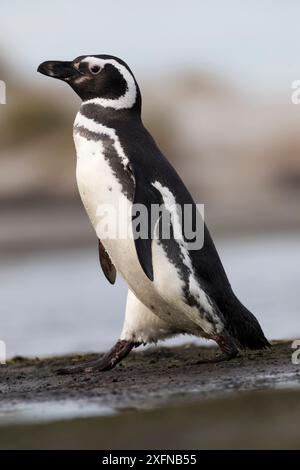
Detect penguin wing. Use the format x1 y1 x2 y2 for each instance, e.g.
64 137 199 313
130 164 163 281
125 127 234 324
98 239 117 285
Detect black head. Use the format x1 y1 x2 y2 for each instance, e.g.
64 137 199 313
37 54 141 112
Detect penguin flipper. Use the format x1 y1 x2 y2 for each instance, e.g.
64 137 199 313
98 239 117 285
130 165 162 282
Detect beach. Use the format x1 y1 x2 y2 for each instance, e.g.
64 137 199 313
0 341 299 448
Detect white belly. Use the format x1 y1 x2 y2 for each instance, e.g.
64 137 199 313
75 131 219 336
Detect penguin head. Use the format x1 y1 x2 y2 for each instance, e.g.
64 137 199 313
38 55 140 111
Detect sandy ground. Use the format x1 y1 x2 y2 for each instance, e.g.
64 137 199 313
0 341 299 449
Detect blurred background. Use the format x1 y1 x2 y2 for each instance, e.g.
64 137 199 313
0 0 299 358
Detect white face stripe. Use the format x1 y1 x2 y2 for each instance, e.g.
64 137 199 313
81 57 137 110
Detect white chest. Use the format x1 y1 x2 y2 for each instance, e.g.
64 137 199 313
74 130 143 281
75 133 125 224
73 122 216 335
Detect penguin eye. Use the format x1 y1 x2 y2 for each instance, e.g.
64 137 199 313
89 64 102 75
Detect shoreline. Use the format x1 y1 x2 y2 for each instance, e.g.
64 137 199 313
0 341 299 448
0 341 298 412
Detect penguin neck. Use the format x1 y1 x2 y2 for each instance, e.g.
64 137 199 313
78 101 142 128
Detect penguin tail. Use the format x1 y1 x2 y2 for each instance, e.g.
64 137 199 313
226 296 271 350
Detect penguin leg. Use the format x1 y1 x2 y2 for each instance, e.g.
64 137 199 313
195 332 239 365
214 333 239 360
57 291 177 375
120 290 179 344
57 340 140 375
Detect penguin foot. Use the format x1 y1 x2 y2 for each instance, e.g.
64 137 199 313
194 333 239 365
216 333 239 358
56 340 140 375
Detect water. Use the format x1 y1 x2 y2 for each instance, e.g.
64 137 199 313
0 233 299 359
0 400 115 426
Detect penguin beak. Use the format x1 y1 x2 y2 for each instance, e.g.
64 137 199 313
37 61 78 81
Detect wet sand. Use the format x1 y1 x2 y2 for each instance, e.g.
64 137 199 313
0 340 298 406
0 341 299 448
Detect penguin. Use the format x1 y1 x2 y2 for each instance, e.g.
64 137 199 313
37 55 270 373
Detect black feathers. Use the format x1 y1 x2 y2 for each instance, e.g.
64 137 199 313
130 166 163 281
225 296 271 350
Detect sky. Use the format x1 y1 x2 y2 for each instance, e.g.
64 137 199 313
0 0 300 94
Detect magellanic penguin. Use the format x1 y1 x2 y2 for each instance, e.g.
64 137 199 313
38 55 270 373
